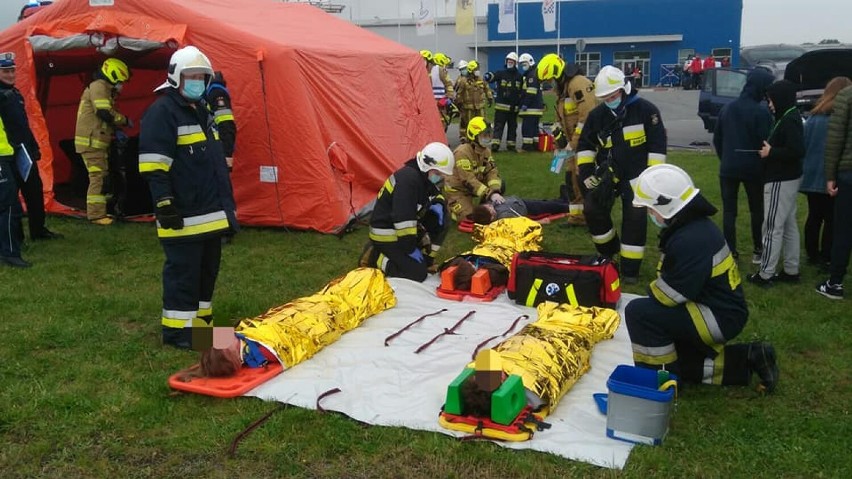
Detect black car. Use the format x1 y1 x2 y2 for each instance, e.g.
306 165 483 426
697 67 748 132
784 48 852 114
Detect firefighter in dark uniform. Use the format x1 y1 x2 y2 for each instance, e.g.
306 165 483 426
489 52 524 152
139 46 235 349
205 71 238 242
576 65 667 283
361 142 454 282
517 53 544 152
0 52 61 241
626 164 779 393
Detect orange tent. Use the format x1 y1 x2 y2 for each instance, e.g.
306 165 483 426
0 0 444 233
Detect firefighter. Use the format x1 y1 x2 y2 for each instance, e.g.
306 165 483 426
0 52 61 240
626 164 778 393
205 71 238 243
454 60 468 94
445 117 504 221
537 53 599 225
74 57 132 225
577 65 667 283
138 46 235 349
455 61 492 143
517 53 544 152
361 142 454 282
432 53 457 131
490 52 524 152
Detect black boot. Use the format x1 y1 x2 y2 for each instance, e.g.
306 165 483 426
748 342 779 394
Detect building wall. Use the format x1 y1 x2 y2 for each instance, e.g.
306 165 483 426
485 0 742 85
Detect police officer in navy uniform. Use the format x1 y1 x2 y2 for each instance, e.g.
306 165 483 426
139 46 235 349
0 52 61 241
577 65 667 283
205 71 238 242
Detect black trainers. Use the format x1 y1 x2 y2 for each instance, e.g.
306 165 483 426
748 342 778 394
815 280 843 300
1 256 32 268
32 228 63 240
747 273 773 288
773 271 800 283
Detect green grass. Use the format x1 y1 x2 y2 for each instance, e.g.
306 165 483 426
1 151 849 478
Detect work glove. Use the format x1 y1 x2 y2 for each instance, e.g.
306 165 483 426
583 175 601 191
489 192 506 205
429 204 445 227
155 197 184 230
552 127 569 150
408 248 425 263
520 105 528 112
114 130 129 143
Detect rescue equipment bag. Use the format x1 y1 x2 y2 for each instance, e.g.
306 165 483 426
507 252 620 308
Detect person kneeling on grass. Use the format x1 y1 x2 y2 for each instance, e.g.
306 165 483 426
469 195 568 225
626 164 778 393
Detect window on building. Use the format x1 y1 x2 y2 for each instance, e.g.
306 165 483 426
575 52 601 77
613 51 651 87
678 49 695 65
712 48 733 66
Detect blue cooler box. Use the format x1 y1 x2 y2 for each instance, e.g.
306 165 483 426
606 365 676 445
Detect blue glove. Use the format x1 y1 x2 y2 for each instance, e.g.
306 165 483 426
408 248 425 263
520 105 528 112
445 98 453 108
429 204 445 227
114 130 128 143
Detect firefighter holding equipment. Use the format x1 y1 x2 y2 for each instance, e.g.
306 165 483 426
75 58 132 225
490 52 524 152
626 164 779 393
362 142 454 282
537 53 599 224
139 46 235 349
517 53 544 152
577 65 667 282
445 117 504 221
455 61 493 143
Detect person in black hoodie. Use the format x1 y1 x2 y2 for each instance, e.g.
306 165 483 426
713 69 774 264
626 164 778 393
748 80 805 286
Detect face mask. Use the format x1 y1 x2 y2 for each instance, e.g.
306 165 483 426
114 82 124 93
519 65 528 74
181 79 206 101
650 214 667 228
605 96 622 110
428 173 443 185
478 136 492 148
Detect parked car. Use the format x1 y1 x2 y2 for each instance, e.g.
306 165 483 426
697 67 748 132
740 44 807 80
784 48 852 115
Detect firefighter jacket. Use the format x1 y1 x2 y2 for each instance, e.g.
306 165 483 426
205 83 236 157
431 65 455 99
456 75 492 110
75 78 128 152
0 82 39 161
556 74 597 150
445 142 502 200
491 68 524 113
138 88 233 242
369 159 445 254
649 198 747 329
519 69 544 117
576 93 667 184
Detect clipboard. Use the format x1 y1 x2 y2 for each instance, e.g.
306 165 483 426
15 144 32 182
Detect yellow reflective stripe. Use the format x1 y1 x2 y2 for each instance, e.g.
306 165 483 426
87 194 106 204
686 302 724 347
621 244 644 259
650 278 683 306
563 100 578 114
487 180 502 189
162 318 189 329
394 220 417 230
75 136 110 149
632 343 678 365
139 153 174 173
648 152 667 165
214 114 235 123
525 278 543 307
177 132 206 146
93 99 112 109
475 184 488 198
396 226 417 237
213 131 220 140
711 254 735 278
577 150 595 166
525 87 538 94
86 164 103 173
591 228 615 244
369 227 397 242
565 283 578 307
623 124 645 140
157 211 229 239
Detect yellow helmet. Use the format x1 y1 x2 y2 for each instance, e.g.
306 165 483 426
101 58 130 84
466 116 492 142
536 53 564 81
433 52 451 67
420 50 433 62
466 60 479 74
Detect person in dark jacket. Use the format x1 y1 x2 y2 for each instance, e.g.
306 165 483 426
627 164 778 393
0 52 61 240
517 53 544 152
748 80 805 287
489 52 524 152
800 77 852 267
713 69 774 264
205 71 238 243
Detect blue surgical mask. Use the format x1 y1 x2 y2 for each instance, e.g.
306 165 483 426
605 96 622 110
181 79 206 101
519 65 528 74
650 214 667 228
428 173 443 185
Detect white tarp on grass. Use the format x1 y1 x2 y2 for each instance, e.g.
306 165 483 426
246 276 639 469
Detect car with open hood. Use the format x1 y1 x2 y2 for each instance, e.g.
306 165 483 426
784 48 852 115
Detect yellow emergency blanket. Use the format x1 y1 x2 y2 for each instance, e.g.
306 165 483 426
494 303 620 409
465 216 543 267
236 267 396 368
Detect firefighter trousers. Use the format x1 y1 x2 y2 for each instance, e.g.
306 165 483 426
625 298 751 386
519 114 541 151
367 241 428 283
161 235 223 349
81 149 109 220
491 109 517 151
583 181 647 278
0 159 23 259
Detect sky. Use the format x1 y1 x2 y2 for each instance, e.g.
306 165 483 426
0 0 849 46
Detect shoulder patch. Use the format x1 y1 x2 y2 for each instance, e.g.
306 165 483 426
651 113 660 126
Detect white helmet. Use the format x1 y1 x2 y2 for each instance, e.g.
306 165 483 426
505 51 519 64
155 45 214 92
416 142 455 176
594 65 631 98
519 53 535 66
631 164 699 219
457 60 468 71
